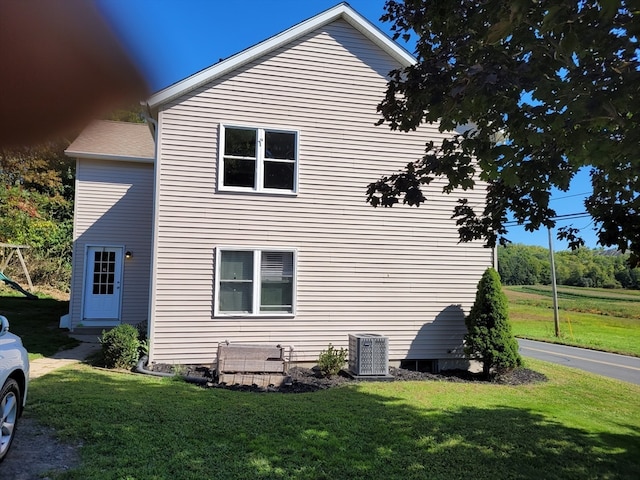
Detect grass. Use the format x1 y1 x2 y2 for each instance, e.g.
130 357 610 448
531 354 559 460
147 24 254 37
27 361 640 480
505 286 640 357
0 286 78 360
5 283 638 477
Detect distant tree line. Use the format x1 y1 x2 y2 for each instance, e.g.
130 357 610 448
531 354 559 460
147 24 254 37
498 244 640 289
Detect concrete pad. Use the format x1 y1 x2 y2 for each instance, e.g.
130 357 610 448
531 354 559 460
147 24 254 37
29 336 101 379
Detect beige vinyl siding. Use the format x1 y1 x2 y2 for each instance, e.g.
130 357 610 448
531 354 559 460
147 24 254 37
150 20 491 364
70 159 153 328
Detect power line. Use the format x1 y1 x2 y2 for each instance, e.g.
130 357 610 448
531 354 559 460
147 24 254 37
504 212 589 227
549 192 591 201
551 212 591 220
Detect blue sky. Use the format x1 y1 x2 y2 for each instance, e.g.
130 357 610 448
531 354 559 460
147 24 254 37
96 0 598 251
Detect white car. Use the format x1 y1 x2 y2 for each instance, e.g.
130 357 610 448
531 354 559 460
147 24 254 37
0 315 29 463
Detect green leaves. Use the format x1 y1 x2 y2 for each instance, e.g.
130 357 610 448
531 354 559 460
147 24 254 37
317 343 348 378
370 0 640 263
100 324 142 370
0 140 73 287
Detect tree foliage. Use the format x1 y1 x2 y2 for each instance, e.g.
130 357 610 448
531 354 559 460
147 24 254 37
104 103 146 124
368 0 640 264
498 244 640 288
465 268 522 377
0 140 74 288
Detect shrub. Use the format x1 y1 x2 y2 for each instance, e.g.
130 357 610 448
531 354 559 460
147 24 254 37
317 343 348 377
134 320 149 357
100 324 141 369
465 268 522 378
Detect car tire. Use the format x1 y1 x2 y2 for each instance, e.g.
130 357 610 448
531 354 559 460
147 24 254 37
0 378 21 463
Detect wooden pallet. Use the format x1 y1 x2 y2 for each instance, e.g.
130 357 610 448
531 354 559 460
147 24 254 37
216 343 289 388
217 372 290 388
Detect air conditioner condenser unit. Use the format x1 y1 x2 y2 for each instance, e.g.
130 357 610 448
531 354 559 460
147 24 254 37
348 333 389 376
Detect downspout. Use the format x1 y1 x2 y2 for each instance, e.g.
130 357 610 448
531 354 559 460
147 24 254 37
141 101 157 140
141 102 160 365
135 355 210 384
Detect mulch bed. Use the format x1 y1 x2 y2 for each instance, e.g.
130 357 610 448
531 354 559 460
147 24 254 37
149 363 547 393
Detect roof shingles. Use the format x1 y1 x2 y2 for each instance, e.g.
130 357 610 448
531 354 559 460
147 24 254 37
66 120 154 160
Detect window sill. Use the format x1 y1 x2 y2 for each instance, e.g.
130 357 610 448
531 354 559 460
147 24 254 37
214 313 296 319
217 187 298 197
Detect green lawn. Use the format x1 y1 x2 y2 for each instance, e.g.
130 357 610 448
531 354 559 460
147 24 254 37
0 287 77 360
28 361 639 480
505 286 640 357
7 283 640 478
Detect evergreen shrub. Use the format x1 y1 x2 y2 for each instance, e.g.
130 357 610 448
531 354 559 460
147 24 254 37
465 268 522 377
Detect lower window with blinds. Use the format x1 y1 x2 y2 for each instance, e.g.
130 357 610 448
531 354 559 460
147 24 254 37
215 248 296 316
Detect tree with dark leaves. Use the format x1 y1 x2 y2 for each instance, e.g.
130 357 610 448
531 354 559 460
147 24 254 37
367 0 640 265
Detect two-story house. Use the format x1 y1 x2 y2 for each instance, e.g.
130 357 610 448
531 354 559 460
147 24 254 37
63 3 492 370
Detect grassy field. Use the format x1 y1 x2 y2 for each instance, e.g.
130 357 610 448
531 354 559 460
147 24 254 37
505 285 640 357
27 361 640 480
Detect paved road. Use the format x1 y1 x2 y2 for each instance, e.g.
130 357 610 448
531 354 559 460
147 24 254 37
518 339 640 385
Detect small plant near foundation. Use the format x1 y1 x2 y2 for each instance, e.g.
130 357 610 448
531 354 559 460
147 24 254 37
135 320 148 342
100 324 141 369
138 339 149 357
135 320 149 357
317 343 348 377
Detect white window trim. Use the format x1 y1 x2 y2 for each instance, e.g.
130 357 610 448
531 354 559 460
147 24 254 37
218 124 299 195
214 247 298 317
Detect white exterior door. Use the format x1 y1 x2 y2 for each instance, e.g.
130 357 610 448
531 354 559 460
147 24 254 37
83 246 123 322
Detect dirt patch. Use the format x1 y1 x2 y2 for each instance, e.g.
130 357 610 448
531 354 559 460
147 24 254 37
150 363 548 393
1 414 80 480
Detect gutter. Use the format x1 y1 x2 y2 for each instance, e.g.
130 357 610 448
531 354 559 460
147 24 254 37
141 102 157 140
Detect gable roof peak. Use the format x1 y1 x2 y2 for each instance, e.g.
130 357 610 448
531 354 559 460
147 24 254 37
146 3 414 111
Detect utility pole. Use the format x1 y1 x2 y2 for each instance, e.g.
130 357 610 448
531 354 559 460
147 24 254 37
548 227 560 337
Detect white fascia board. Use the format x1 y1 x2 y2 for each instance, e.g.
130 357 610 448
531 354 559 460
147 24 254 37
147 3 415 110
340 8 415 67
64 151 154 163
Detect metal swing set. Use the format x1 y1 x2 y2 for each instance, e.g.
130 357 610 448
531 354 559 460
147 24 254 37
0 243 37 299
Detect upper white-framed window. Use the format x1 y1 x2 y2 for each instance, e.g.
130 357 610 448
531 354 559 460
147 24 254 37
215 247 297 317
218 124 299 194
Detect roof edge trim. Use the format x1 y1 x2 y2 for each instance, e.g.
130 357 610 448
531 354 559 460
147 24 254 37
147 3 414 110
65 151 154 163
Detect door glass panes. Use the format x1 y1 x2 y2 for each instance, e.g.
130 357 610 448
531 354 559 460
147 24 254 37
219 251 254 312
260 251 293 313
92 251 115 295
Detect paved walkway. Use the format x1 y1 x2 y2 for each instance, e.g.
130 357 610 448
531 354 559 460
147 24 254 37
29 334 101 379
